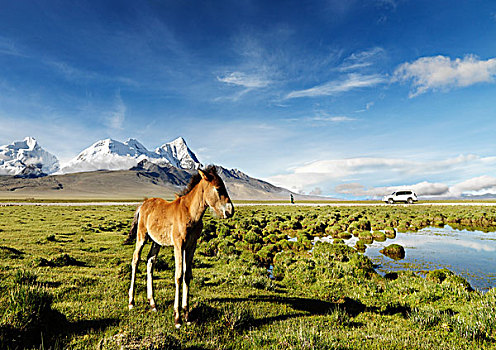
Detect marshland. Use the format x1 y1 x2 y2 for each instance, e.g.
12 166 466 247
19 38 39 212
1 203 496 349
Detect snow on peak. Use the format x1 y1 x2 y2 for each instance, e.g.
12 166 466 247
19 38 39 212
60 137 201 174
170 136 186 145
20 136 38 150
0 137 60 176
155 137 201 170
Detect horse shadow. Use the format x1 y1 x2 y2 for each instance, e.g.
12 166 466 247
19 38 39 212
205 295 368 329
68 317 119 336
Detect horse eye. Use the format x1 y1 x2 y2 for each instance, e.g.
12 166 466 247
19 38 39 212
216 187 227 196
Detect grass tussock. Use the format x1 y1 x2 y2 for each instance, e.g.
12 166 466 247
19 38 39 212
0 245 24 259
0 273 67 349
33 253 86 267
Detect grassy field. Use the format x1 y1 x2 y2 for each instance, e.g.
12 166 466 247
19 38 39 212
1 204 496 349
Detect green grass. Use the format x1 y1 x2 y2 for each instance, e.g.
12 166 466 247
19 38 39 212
0 204 495 349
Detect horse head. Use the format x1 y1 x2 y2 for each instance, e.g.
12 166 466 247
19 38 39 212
198 167 234 219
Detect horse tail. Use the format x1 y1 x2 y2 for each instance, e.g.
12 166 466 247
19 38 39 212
124 204 141 245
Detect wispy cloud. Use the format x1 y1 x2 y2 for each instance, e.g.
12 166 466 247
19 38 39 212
393 54 496 97
0 36 26 57
217 71 270 88
376 0 399 9
286 73 386 99
43 58 139 87
338 47 385 72
215 71 272 101
355 101 375 113
309 115 356 123
104 92 126 130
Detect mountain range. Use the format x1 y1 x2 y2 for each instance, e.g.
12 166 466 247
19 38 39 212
0 136 201 176
60 137 201 174
0 137 296 200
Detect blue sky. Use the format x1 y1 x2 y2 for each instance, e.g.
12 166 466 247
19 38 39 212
1 0 496 198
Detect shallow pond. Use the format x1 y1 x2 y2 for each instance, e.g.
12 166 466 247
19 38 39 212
333 226 496 291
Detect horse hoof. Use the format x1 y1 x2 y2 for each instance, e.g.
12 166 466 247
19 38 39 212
128 304 134 310
186 321 192 326
150 307 157 312
175 323 181 329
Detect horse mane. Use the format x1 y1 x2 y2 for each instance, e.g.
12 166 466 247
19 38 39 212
177 165 218 197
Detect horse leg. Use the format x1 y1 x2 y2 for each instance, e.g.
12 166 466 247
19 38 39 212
182 242 197 324
173 244 184 328
128 233 146 310
146 242 161 312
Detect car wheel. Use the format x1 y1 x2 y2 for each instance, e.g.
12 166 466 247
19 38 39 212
388 199 394 204
407 198 413 204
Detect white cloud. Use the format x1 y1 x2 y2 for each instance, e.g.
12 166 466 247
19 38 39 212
217 72 270 88
449 175 496 196
290 156 474 177
393 54 496 97
286 73 386 99
266 154 492 193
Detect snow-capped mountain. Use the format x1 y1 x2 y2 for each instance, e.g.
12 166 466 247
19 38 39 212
60 137 201 174
0 137 59 176
154 137 201 170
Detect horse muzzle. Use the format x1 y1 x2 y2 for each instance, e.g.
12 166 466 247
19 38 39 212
221 202 234 219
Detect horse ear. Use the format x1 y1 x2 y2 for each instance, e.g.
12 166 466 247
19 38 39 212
198 169 209 181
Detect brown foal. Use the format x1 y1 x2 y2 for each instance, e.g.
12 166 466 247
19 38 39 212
126 166 234 328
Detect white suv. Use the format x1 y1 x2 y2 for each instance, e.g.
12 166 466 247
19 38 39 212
383 190 418 204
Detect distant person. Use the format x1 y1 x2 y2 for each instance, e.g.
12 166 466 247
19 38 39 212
290 194 294 204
